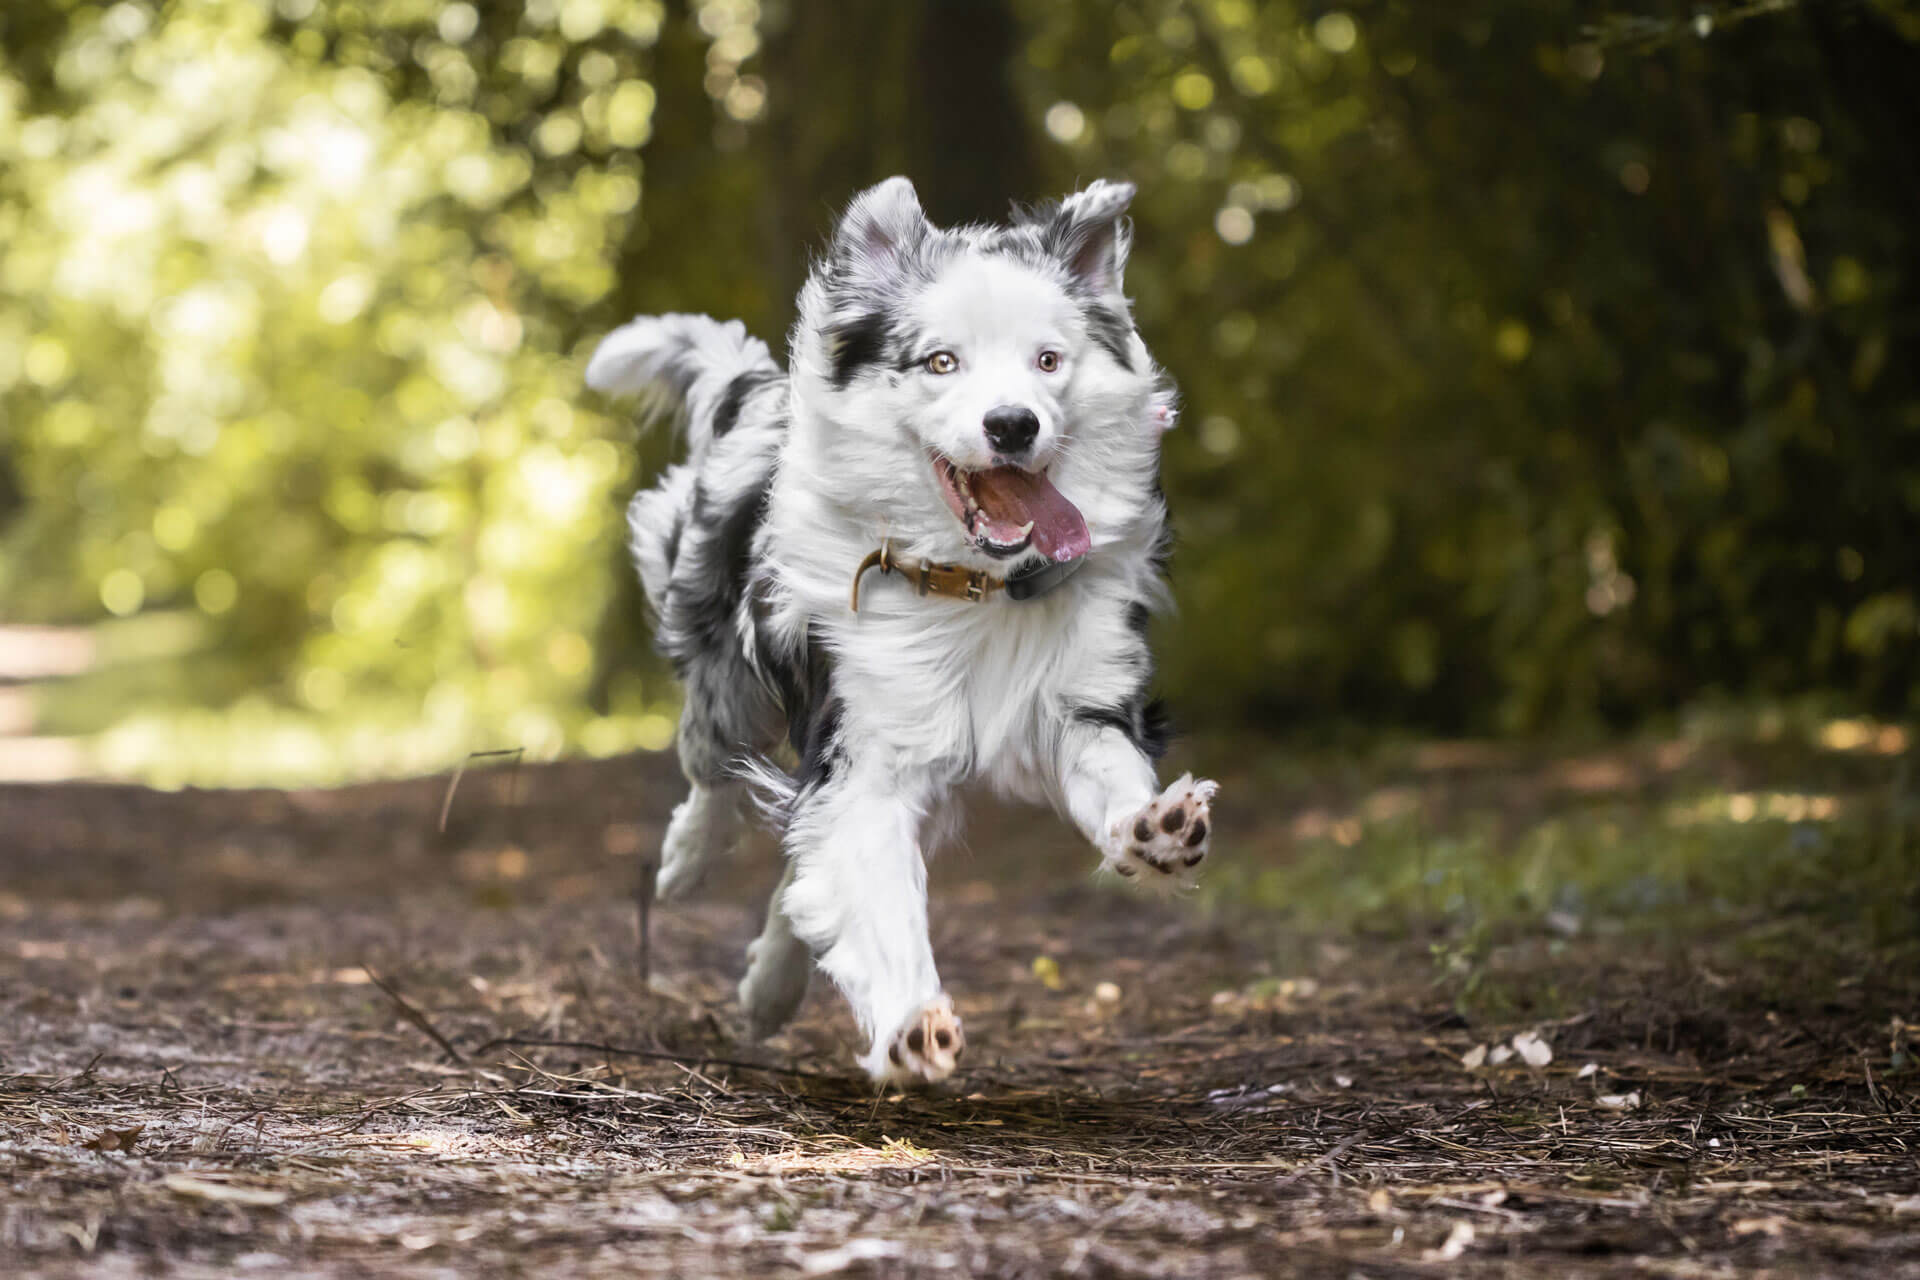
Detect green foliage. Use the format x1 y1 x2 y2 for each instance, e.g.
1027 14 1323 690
1 0 1916 782
0 0 679 779
1200 734 1920 1019
1018 0 1920 729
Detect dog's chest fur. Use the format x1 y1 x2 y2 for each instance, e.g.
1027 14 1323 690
748 463 1162 797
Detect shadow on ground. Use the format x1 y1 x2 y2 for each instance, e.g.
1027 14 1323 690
2 746 1917 1277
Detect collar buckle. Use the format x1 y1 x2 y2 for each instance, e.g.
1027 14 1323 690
851 540 1071 613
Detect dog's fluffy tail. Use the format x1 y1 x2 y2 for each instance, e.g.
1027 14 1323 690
585 313 778 455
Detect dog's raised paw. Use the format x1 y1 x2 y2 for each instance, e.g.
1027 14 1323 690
874 994 965 1087
1105 773 1218 887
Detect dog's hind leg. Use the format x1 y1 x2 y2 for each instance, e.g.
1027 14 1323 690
655 685 755 902
738 861 812 1039
656 780 743 903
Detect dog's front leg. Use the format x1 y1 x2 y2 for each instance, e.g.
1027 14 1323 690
1056 723 1218 890
780 761 964 1086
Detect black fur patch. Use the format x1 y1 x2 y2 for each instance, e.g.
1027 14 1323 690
1139 697 1172 759
663 509 686 576
1071 595 1170 760
1070 697 1171 762
1130 488 1176 760
760 623 844 789
1073 703 1137 740
798 694 844 789
710 372 756 439
662 480 767 673
829 312 890 389
1083 303 1135 372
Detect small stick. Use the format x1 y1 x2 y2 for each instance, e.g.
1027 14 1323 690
363 963 467 1065
1863 1054 1886 1114
467 1035 835 1081
437 748 525 834
1274 1129 1369 1189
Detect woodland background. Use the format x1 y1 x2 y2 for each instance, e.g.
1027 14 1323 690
2 0 1917 785
5 9 1920 1272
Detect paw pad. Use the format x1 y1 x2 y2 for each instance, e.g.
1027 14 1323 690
1105 774 1219 886
877 995 965 1085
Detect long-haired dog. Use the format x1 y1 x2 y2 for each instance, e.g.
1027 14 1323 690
586 177 1219 1085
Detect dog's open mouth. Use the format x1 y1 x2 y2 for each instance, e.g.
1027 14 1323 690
932 455 1092 562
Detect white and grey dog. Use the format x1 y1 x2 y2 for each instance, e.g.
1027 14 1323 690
586 177 1219 1086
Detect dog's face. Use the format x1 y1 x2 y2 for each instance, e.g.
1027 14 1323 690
791 178 1171 569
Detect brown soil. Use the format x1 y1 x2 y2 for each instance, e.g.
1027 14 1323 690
2 751 1916 1277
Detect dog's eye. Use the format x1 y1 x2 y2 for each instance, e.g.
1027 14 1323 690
926 351 958 375
1036 350 1062 373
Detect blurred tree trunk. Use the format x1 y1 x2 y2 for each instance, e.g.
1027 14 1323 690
756 0 1036 335
907 0 1036 226
590 0 1036 711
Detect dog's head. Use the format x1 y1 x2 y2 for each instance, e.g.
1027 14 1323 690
791 177 1172 570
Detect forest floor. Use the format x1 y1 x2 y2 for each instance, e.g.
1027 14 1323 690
2 729 1918 1277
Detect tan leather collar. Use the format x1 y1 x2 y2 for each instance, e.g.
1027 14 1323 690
850 541 1002 612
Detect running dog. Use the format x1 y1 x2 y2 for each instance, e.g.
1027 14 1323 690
586 177 1218 1085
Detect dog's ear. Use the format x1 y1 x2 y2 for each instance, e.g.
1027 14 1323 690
1049 179 1136 297
832 177 931 274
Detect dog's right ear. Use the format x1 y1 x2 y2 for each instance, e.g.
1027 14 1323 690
832 177 931 274
1048 179 1136 298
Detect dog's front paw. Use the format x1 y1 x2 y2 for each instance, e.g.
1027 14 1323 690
869 994 965 1087
1104 773 1217 888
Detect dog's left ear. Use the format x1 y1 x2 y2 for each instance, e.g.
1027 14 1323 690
1050 179 1136 297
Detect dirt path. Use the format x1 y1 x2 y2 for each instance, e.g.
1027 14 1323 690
3 753 1917 1277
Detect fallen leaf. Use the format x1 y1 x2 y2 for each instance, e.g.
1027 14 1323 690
1489 1044 1514 1065
1577 1062 1599 1079
82 1125 144 1153
162 1174 288 1207
1426 1220 1476 1261
1092 981 1121 1004
1030 955 1063 991
1513 1030 1553 1067
1596 1091 1642 1110
1461 1043 1488 1069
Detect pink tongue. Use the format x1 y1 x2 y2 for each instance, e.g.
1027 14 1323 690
969 467 1092 561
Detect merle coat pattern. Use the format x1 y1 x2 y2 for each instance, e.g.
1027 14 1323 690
587 178 1219 1084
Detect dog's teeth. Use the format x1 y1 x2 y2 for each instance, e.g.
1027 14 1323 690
1017 520 1034 536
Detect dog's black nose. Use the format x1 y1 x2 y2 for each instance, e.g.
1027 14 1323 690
983 405 1039 456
